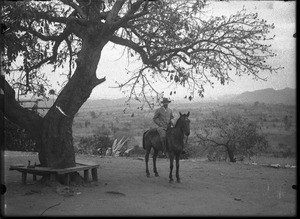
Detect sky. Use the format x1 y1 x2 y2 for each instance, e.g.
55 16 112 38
48 0 296 101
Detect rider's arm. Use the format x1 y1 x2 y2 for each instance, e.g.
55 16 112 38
170 110 175 126
153 109 162 127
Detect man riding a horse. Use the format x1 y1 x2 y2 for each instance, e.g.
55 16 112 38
143 104 191 181
153 97 174 156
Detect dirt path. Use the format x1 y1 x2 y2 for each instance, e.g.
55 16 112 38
2 151 296 216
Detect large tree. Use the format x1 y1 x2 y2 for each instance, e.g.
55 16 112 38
1 0 280 170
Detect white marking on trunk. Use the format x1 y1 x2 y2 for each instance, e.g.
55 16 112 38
55 105 69 117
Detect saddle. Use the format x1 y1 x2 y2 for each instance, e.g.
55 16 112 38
146 123 173 139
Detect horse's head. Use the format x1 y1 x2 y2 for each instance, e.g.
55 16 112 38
178 112 190 136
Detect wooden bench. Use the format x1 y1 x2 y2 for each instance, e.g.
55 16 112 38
9 163 99 186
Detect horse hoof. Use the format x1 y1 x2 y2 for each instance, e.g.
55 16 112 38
146 173 150 177
155 173 159 177
176 179 181 183
169 179 174 183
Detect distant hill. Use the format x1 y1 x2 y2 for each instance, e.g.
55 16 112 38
81 87 296 110
82 98 128 109
81 97 144 111
228 87 296 105
21 87 295 112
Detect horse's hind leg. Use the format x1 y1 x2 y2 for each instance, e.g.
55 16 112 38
175 154 181 183
153 149 159 177
145 149 150 177
169 153 174 183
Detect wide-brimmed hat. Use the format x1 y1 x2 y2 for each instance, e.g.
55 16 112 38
161 98 171 104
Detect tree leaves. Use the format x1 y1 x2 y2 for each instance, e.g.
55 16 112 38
2 0 282 105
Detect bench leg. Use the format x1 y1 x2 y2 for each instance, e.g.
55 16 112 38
91 168 98 182
22 172 27 185
84 170 89 182
65 174 70 186
50 174 56 181
33 174 37 181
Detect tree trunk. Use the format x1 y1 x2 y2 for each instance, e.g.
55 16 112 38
225 146 236 163
40 110 76 168
38 38 107 168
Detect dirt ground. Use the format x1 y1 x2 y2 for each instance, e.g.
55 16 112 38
1 151 297 216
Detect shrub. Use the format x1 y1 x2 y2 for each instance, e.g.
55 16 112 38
90 111 97 119
122 145 145 157
273 143 295 158
181 136 204 159
84 120 91 127
207 146 228 162
75 134 113 155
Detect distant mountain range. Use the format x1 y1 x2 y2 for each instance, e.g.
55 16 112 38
81 87 296 109
19 87 296 111
225 87 296 105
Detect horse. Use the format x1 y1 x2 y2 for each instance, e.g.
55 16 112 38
143 112 190 183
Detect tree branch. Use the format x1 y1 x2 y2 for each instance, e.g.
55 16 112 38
61 0 87 19
93 76 106 87
109 35 153 66
0 76 43 140
106 0 126 24
113 0 147 28
27 27 73 71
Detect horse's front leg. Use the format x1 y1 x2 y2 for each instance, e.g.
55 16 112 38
153 149 159 177
169 153 174 183
145 150 150 177
175 154 181 183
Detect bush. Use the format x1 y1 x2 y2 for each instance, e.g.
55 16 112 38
90 111 97 119
123 145 145 157
181 136 204 159
273 143 295 158
207 146 228 162
75 134 113 155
